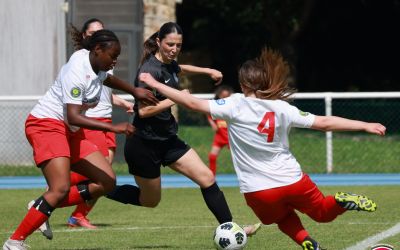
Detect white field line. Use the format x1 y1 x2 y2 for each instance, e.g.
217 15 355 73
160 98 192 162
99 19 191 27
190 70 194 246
345 222 400 250
0 222 393 236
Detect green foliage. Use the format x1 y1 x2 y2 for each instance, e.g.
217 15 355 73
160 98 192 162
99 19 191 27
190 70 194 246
1 186 399 249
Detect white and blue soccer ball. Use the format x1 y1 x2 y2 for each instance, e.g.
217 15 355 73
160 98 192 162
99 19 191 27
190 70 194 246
213 222 247 250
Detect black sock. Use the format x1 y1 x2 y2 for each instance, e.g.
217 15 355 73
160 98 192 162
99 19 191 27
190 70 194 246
201 182 232 224
77 183 92 201
106 184 141 206
33 196 55 217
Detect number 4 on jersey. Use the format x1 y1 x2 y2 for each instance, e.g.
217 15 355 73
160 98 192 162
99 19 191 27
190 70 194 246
257 112 275 142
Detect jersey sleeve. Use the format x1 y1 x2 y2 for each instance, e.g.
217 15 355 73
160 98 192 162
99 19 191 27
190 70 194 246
209 95 236 121
286 103 315 128
62 68 87 105
136 63 162 88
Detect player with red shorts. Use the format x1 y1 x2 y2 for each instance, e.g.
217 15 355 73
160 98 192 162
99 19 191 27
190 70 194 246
3 30 157 250
138 48 386 250
207 85 233 175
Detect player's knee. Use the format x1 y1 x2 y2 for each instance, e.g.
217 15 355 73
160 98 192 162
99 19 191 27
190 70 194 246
141 198 161 208
101 178 116 194
48 184 70 201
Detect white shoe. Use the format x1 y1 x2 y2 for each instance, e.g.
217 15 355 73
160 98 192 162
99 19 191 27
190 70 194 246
243 222 262 237
2 239 29 250
27 200 53 240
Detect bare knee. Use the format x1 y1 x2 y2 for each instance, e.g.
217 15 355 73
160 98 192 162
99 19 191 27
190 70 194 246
100 177 116 194
140 196 161 208
197 170 216 188
47 184 70 203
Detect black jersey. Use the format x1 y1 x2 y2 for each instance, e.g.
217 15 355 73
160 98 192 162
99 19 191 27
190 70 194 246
133 54 181 141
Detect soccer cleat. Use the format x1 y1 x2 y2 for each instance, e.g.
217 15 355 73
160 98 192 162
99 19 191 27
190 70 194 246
301 237 324 250
2 238 30 250
27 200 53 240
334 192 377 212
243 222 262 237
67 216 97 229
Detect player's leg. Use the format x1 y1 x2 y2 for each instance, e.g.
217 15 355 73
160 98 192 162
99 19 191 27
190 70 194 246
7 157 70 242
244 187 318 248
106 134 162 207
70 151 116 201
169 144 233 223
67 130 114 229
208 145 221 175
289 174 346 223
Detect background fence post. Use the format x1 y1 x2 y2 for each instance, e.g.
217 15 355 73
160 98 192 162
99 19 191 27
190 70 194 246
325 94 333 173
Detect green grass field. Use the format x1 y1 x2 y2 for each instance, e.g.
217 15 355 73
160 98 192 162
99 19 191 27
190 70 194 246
1 186 399 249
1 126 400 176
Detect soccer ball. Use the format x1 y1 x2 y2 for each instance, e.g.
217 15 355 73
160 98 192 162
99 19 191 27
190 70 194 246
213 222 247 250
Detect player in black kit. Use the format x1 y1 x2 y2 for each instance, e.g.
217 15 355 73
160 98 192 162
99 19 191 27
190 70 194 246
107 22 260 236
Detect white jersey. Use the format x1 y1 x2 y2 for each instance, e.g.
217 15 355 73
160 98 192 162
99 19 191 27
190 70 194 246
70 49 113 118
209 93 315 193
30 49 108 131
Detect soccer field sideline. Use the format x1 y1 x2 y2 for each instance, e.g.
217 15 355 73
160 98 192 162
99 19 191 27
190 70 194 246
1 173 400 189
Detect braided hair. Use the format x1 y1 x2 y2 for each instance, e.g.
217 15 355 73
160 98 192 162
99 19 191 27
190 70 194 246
82 29 120 51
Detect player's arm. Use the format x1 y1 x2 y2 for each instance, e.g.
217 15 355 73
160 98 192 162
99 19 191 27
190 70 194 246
207 116 218 131
179 64 223 85
139 73 210 114
66 104 134 135
111 94 134 113
104 74 158 105
138 99 175 118
311 116 386 136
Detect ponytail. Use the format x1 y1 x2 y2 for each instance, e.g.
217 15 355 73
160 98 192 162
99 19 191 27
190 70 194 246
140 32 158 66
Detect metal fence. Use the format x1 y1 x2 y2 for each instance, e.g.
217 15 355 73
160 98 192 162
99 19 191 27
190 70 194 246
1 93 400 173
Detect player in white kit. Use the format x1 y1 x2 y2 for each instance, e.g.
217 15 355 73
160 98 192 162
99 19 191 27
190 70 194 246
138 48 386 250
65 18 134 229
3 29 157 250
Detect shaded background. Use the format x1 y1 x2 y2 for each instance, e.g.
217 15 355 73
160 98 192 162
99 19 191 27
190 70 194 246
177 0 400 92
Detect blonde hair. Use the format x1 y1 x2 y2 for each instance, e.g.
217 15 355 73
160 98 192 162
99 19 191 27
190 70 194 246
239 48 296 100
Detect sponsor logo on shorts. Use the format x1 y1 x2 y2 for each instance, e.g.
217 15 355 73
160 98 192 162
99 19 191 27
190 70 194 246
215 99 225 105
71 87 82 98
371 244 394 250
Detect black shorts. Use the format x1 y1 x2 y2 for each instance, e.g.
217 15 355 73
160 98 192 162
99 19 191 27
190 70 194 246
124 134 191 178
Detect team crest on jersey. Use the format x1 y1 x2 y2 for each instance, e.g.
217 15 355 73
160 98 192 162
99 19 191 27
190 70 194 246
71 87 82 98
370 244 394 250
299 110 309 116
215 99 225 105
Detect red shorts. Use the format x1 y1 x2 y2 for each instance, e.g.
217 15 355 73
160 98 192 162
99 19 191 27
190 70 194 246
80 118 116 157
25 115 70 166
244 174 334 225
212 132 229 148
69 129 102 164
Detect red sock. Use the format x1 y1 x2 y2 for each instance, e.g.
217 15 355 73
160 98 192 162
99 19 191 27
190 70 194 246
70 172 88 186
208 153 217 175
10 208 49 240
71 202 94 218
277 210 309 244
57 186 85 208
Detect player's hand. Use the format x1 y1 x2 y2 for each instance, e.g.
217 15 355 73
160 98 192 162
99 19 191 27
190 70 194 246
111 122 135 136
208 69 223 85
139 73 159 88
132 87 158 106
365 123 386 136
125 101 134 114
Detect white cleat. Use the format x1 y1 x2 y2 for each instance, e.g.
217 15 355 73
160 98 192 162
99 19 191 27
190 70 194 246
27 200 53 240
2 238 30 250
